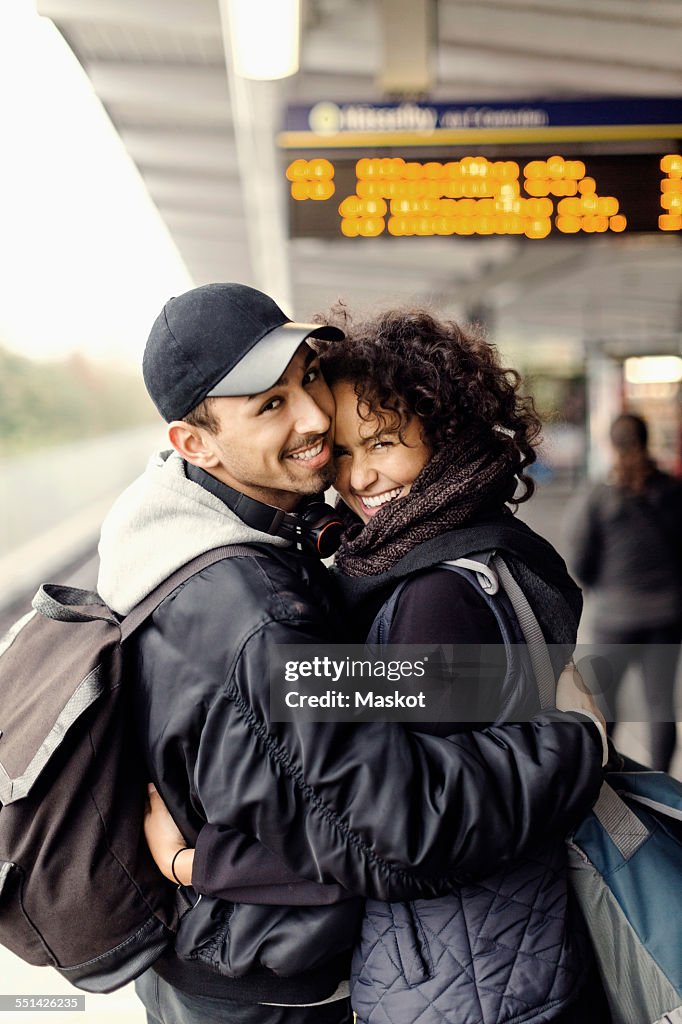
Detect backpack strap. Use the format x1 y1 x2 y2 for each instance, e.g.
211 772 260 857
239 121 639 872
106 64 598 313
490 555 556 711
120 545 255 641
589 783 650 859
444 554 556 710
367 551 557 713
445 556 500 594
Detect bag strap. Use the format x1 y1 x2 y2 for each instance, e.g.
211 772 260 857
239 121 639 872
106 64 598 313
120 545 255 641
33 585 119 624
375 551 559 713
375 551 564 714
442 552 556 710
457 558 653 854
443 556 500 595
590 783 651 859
490 554 556 710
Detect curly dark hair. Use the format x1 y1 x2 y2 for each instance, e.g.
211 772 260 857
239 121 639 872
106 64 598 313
315 302 542 504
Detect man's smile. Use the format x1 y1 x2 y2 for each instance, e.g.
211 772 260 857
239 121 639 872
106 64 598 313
286 437 331 469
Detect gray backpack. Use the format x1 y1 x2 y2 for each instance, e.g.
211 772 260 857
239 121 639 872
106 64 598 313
0 546 250 992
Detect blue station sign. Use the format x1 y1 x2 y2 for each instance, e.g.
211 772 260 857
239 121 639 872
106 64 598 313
280 96 682 148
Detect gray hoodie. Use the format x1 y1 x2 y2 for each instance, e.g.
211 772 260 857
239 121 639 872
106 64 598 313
97 449 289 615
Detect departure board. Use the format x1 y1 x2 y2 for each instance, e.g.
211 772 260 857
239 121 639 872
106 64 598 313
280 98 682 240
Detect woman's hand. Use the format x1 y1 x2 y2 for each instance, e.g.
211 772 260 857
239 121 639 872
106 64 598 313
555 660 605 728
556 661 608 765
144 784 194 886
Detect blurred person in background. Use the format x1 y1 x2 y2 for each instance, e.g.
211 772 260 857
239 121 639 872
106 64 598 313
566 412 682 771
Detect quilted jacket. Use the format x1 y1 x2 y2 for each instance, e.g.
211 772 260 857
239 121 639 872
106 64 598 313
354 848 590 1024
348 550 597 1024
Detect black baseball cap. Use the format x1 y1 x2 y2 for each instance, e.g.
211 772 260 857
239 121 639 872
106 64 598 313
143 282 344 422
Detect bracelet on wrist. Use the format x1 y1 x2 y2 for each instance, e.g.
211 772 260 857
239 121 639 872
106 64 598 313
171 846 190 886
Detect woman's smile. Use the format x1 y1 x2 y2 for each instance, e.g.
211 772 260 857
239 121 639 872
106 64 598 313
356 486 404 516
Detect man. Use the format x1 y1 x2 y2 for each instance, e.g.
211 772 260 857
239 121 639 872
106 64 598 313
566 412 682 771
97 283 605 1024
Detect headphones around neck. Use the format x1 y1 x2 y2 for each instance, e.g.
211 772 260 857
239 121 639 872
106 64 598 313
219 482 344 559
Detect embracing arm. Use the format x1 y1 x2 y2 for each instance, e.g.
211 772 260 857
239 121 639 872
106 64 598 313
149 660 603 901
192 620 603 901
145 786 353 904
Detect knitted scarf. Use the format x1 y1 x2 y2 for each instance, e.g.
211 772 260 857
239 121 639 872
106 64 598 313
335 428 517 577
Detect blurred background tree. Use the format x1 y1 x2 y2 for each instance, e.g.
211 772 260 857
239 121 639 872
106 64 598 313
0 344 156 454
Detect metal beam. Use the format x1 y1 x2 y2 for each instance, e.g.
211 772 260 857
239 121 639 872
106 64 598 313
301 1 379 76
172 237 254 280
159 209 246 239
119 129 239 174
435 44 682 95
301 36 379 77
173 236 250 255
464 0 682 25
37 0 221 36
104 101 231 131
286 72 378 104
86 62 231 124
142 172 241 211
438 1 682 69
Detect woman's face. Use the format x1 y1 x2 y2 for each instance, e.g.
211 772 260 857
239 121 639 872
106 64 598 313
332 380 432 524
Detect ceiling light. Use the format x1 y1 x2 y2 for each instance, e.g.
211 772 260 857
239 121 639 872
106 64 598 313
223 0 300 80
624 356 682 385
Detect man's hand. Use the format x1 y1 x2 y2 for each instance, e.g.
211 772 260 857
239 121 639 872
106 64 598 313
144 784 194 885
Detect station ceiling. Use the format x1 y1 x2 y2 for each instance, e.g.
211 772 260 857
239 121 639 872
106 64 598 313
36 0 682 359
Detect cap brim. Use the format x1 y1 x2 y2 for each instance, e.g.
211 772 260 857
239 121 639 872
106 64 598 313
207 322 344 398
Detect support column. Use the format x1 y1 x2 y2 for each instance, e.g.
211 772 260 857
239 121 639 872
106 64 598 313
217 2 292 309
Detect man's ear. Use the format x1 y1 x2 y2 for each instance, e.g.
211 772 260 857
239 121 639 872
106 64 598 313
167 421 220 470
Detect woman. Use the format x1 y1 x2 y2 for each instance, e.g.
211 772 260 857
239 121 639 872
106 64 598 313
146 307 609 1023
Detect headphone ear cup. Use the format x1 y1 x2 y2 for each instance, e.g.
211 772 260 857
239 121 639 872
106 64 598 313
298 502 339 524
313 518 345 558
296 503 345 557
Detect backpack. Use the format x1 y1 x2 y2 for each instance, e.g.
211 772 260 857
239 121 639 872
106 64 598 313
567 758 682 1024
0 545 251 993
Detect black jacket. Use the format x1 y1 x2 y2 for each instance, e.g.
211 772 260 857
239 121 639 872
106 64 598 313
132 539 603 1003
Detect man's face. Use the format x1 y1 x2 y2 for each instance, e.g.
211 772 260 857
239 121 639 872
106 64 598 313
202 343 335 511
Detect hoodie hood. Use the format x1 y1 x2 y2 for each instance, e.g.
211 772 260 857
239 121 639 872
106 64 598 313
97 449 289 614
